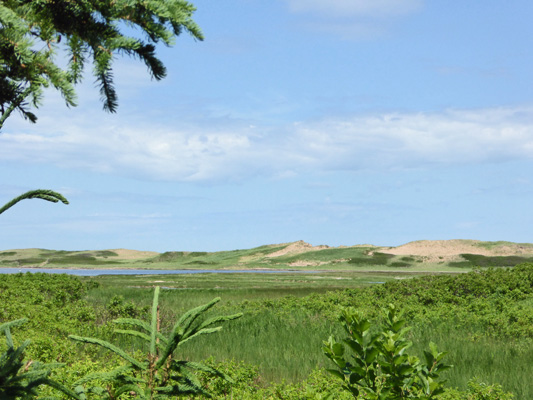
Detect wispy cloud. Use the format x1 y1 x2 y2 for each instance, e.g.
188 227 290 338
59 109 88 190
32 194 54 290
284 0 423 39
1 105 532 182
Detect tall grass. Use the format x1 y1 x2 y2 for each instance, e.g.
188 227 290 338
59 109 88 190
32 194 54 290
410 322 533 400
81 271 533 399
177 310 344 383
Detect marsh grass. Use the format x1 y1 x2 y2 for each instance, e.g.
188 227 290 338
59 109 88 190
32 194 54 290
99 295 532 398
410 322 533 400
176 310 344 383
77 268 533 399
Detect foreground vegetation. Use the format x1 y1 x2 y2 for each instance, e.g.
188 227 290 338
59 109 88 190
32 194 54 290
1 264 532 398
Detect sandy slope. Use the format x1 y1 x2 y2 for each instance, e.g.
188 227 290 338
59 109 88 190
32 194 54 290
107 249 159 260
266 240 329 258
376 240 533 262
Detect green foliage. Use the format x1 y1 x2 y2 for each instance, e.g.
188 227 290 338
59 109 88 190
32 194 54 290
106 295 148 319
0 189 68 215
1 264 529 398
272 247 371 265
155 252 188 262
0 0 203 129
438 379 514 400
69 287 242 399
323 304 451 399
240 264 533 339
348 252 395 266
0 272 100 364
390 262 411 268
49 254 121 265
0 318 79 399
450 254 533 268
0 249 125 267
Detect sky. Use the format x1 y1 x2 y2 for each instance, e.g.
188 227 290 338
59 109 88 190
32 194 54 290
1 0 532 252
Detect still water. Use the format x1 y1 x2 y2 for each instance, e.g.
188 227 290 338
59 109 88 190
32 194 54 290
0 268 314 276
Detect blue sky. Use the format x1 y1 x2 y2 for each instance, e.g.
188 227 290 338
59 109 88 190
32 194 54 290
1 0 532 252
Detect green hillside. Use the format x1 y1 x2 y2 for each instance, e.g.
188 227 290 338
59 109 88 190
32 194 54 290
2 240 533 271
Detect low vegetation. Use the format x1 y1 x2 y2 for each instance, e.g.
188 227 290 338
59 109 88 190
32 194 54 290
1 263 532 398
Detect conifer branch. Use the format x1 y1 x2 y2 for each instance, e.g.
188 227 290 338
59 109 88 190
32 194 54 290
0 0 203 129
0 190 69 216
70 287 241 398
68 336 146 370
149 286 160 356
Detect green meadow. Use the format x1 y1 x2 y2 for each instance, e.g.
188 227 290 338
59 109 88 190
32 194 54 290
80 269 533 398
1 242 533 399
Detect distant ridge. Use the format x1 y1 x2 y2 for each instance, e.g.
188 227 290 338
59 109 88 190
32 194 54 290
1 240 532 270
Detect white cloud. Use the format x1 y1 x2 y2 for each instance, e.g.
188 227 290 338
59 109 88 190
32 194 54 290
1 106 533 182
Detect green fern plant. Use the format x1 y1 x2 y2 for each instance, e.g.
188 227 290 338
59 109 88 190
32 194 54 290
69 287 242 399
0 318 79 399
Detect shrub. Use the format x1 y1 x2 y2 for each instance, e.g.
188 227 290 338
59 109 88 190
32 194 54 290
323 304 451 399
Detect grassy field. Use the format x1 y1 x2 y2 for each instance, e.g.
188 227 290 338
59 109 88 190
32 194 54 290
76 267 533 399
2 245 533 398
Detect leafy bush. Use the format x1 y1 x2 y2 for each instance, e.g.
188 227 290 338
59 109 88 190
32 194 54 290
438 379 514 400
106 295 149 319
324 304 450 399
390 262 411 268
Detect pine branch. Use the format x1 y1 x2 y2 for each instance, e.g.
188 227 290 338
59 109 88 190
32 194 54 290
113 318 152 333
150 286 160 356
73 365 135 386
68 335 146 370
0 190 69 215
113 329 166 352
177 327 222 348
196 312 244 331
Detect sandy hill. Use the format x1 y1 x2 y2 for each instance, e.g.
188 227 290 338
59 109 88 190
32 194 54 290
377 240 533 263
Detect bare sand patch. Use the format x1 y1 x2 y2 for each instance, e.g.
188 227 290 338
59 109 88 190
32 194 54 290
378 240 533 263
107 249 159 260
266 240 329 258
288 261 327 267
